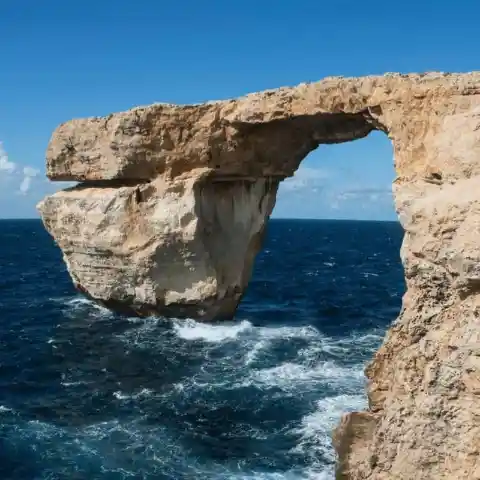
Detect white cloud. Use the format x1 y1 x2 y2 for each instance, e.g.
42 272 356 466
23 166 40 177
19 176 33 194
0 143 16 173
18 165 41 195
330 187 392 208
336 187 391 200
280 166 331 192
0 142 42 195
0 141 77 217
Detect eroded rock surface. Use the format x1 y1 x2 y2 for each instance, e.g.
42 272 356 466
38 72 480 479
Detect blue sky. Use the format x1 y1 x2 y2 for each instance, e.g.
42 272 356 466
1 0 478 219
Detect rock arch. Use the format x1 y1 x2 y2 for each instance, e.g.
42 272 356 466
39 73 480 479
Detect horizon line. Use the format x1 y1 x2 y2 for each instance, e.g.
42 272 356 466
0 216 399 222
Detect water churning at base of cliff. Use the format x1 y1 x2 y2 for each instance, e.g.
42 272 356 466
0 219 404 479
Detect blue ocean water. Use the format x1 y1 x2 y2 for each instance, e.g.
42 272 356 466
0 219 404 480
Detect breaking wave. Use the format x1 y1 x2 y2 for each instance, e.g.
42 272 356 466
173 319 253 342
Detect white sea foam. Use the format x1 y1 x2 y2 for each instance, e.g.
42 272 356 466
242 324 327 366
246 324 381 367
249 360 365 392
353 332 384 344
257 324 319 340
64 296 114 317
126 316 147 324
172 317 321 344
168 319 379 399
0 405 12 413
65 297 96 308
291 393 367 465
113 388 153 400
228 470 332 479
61 381 89 387
116 316 162 348
298 331 384 361
49 295 76 304
244 338 268 365
173 319 252 342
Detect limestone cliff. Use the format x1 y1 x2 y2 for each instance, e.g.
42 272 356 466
38 72 480 479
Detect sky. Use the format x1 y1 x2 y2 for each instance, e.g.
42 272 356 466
1 1 478 220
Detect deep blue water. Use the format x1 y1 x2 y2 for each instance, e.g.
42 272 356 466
0 219 404 479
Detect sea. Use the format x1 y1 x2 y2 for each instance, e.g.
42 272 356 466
0 219 404 480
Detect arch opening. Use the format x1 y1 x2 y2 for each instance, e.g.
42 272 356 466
233 131 405 472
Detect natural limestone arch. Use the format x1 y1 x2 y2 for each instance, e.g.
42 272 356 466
39 73 480 479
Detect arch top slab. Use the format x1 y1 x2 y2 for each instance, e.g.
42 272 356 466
45 72 480 182
39 72 480 478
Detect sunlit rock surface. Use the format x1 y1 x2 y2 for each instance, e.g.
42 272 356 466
39 72 480 479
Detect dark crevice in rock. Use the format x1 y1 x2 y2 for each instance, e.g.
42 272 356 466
63 179 150 190
208 174 287 182
233 111 377 144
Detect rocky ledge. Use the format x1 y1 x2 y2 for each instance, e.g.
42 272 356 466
38 72 480 479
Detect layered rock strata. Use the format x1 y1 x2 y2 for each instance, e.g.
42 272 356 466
38 72 480 479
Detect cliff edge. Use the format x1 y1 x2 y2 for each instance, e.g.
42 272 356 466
38 72 480 479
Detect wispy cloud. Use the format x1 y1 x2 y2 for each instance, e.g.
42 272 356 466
331 187 392 209
280 166 331 193
336 187 392 199
0 141 78 217
19 166 41 195
0 143 16 173
23 166 40 177
0 142 43 196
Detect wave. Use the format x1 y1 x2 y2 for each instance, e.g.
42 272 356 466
226 470 333 479
2 416 335 480
61 381 86 387
244 338 269 365
173 318 320 342
173 319 252 342
171 318 378 346
290 394 366 472
241 324 327 366
61 296 116 319
64 297 100 309
124 316 380 399
113 388 153 400
115 316 162 349
249 361 365 392
172 319 325 346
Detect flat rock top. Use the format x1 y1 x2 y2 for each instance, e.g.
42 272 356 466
46 72 480 182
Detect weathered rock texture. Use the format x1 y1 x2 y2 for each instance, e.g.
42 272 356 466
38 72 480 479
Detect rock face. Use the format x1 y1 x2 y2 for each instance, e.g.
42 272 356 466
38 72 480 479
